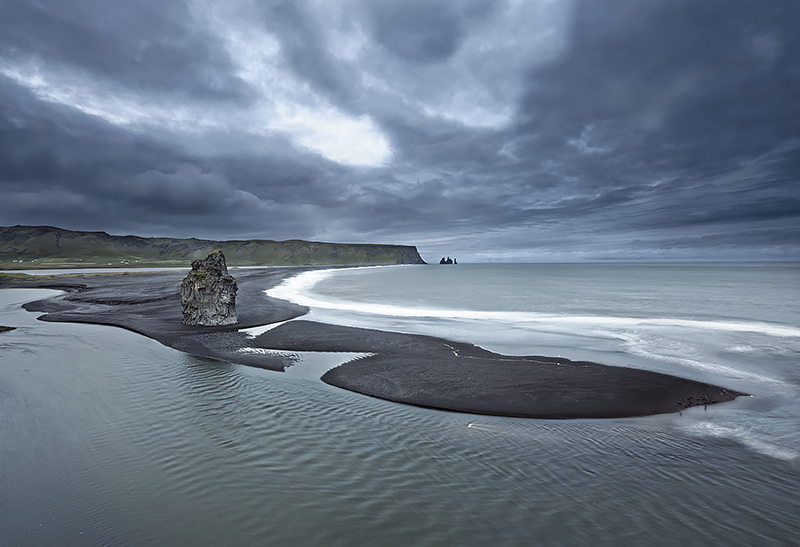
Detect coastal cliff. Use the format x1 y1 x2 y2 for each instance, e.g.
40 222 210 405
0 225 427 268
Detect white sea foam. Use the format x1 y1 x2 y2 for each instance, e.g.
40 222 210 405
683 422 798 461
267 269 800 339
727 345 756 353
611 331 788 388
240 321 291 337
265 267 800 394
238 347 294 356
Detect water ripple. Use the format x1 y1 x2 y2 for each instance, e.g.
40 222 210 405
2 287 799 546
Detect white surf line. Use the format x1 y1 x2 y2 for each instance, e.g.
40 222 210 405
636 349 787 388
683 422 798 461
268 271 800 339
607 331 790 389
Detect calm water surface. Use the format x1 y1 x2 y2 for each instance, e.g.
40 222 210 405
2 263 799 545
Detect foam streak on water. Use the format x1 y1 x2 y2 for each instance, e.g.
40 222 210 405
267 264 800 459
268 268 800 337
267 265 799 388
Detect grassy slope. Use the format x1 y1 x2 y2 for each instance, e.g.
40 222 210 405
0 226 426 268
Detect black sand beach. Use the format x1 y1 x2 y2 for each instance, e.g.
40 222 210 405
1 269 747 418
9 269 310 370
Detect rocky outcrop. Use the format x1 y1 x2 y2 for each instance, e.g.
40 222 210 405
180 250 238 326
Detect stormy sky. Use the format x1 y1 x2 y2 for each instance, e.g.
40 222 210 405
1 0 798 262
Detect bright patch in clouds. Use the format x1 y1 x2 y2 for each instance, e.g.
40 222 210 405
0 3 393 168
345 0 572 130
0 59 218 132
273 105 391 165
209 4 391 166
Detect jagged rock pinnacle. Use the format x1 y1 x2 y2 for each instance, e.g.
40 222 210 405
180 250 238 326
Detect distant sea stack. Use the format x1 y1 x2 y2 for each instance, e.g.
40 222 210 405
439 257 457 264
180 250 238 326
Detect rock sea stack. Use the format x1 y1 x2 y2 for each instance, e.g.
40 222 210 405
180 250 238 326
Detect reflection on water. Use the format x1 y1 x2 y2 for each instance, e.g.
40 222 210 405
1 287 799 546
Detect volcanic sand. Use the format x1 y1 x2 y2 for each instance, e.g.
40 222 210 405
2 268 747 418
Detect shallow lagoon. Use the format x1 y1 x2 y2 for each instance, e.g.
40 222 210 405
2 263 799 545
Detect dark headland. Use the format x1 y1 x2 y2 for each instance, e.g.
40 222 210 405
1 267 747 419
0 225 427 269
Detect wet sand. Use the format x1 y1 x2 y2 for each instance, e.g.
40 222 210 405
7 268 309 370
1 269 747 418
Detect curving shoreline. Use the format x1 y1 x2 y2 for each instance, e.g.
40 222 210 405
1 268 747 418
4 268 310 370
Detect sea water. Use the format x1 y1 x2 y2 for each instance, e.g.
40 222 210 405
1 263 799 545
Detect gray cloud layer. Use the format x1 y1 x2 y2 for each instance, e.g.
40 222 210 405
1 0 798 261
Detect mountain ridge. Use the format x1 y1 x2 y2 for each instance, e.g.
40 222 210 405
0 225 427 268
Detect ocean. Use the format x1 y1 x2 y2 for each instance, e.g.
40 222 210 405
1 263 798 545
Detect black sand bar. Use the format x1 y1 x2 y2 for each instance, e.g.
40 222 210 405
9 269 309 370
256 320 747 419
2 269 747 418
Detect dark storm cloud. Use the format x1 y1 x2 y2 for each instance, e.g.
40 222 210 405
0 77 185 191
0 73 335 239
0 0 249 100
510 0 800 229
258 1 359 111
0 0 798 260
364 0 469 64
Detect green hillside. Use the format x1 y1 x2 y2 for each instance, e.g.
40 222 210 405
0 226 426 269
